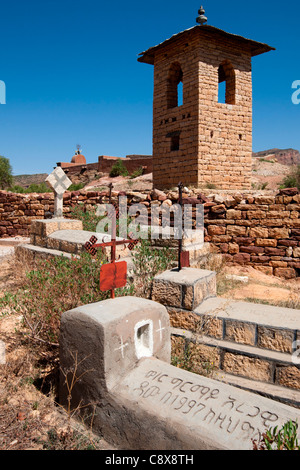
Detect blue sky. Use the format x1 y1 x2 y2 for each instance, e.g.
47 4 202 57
0 0 299 175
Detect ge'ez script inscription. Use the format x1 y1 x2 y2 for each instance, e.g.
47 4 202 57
133 370 279 443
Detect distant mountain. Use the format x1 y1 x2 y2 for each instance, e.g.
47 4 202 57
13 173 49 188
253 148 300 166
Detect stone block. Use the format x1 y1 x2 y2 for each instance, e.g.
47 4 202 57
275 366 300 391
171 335 185 360
152 279 182 309
224 320 256 346
269 228 290 239
274 268 297 279
255 238 277 248
152 268 216 311
188 342 221 375
249 227 268 238
168 308 200 332
227 225 247 237
257 327 294 354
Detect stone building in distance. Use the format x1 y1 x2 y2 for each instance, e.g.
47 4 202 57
138 7 275 190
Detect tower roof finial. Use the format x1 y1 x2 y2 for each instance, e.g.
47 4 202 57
196 5 207 25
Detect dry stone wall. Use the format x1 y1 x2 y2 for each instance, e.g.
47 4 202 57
0 187 299 278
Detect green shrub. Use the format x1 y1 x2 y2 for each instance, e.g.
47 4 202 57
280 165 300 190
109 159 128 177
130 167 144 179
253 420 300 450
6 252 133 346
8 182 52 193
0 156 13 189
70 205 103 232
68 183 85 191
131 239 177 298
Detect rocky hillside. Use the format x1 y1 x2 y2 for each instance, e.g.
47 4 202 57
253 148 300 166
13 173 49 188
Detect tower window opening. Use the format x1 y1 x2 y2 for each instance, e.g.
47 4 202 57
218 60 236 105
171 135 180 151
167 62 183 109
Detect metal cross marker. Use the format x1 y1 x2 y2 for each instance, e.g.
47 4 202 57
46 167 72 218
84 202 139 298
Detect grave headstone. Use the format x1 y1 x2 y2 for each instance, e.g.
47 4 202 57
46 167 72 218
59 296 300 450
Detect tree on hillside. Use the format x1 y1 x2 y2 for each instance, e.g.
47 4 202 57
280 164 300 190
0 156 13 189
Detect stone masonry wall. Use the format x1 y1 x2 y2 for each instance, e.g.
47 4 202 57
0 187 299 278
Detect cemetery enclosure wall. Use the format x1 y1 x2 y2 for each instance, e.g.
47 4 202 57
0 188 300 278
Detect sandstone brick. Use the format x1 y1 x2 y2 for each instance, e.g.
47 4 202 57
249 227 268 238
255 238 277 248
228 243 239 254
275 366 300 390
168 308 199 331
269 228 289 239
171 335 185 361
253 266 274 276
232 253 251 263
225 320 256 346
293 247 300 258
207 225 226 236
222 352 272 382
240 246 264 254
257 327 294 353
188 342 220 376
274 267 297 279
227 225 247 237
152 280 182 308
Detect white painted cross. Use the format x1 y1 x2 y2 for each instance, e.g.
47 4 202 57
46 167 72 218
156 320 165 342
114 336 129 359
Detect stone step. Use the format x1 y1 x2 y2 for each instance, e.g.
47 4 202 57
152 267 217 311
193 297 300 355
216 371 300 409
15 243 136 276
171 326 300 402
45 229 131 259
15 243 80 261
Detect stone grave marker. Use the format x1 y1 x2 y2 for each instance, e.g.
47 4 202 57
46 167 72 218
59 295 300 450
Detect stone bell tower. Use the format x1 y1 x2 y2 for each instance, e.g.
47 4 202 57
138 7 275 190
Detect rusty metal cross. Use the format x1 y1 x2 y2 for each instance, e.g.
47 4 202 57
84 202 139 298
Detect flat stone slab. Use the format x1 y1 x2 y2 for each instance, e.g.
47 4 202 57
195 297 300 331
154 267 215 285
116 357 300 450
152 268 216 311
48 229 126 245
48 229 130 258
15 243 78 260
